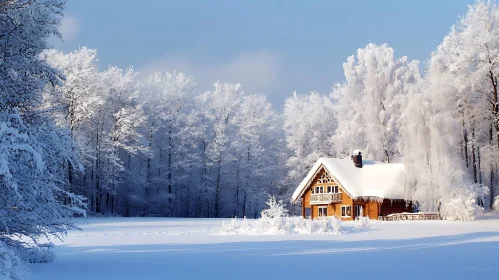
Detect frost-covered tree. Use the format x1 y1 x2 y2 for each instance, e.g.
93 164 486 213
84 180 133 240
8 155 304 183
93 66 145 214
333 43 420 162
43 48 147 215
0 0 86 277
0 110 86 255
284 91 335 180
139 72 196 216
42 47 103 196
233 94 285 217
0 0 63 113
412 0 499 211
398 78 484 217
197 82 242 217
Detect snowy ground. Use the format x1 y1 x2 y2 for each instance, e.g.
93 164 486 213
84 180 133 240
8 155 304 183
31 215 499 280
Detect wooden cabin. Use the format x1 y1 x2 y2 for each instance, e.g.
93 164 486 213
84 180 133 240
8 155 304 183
291 151 412 220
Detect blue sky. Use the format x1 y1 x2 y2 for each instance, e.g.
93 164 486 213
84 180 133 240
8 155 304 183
54 0 474 109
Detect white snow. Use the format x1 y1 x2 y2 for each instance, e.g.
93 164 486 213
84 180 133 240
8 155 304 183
30 215 499 280
292 157 405 203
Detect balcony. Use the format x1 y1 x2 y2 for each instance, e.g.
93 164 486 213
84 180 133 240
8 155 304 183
310 193 342 204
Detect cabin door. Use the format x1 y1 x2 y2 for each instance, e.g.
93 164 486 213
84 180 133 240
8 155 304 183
354 205 364 218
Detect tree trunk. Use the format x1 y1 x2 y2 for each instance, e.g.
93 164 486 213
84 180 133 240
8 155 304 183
242 190 247 218
490 169 495 210
477 146 482 184
235 156 241 217
472 126 477 184
463 118 469 168
488 70 499 149
214 157 222 218
168 134 173 209
147 128 152 195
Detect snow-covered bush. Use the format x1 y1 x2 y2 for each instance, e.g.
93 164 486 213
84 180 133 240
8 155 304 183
220 217 251 234
354 216 371 231
255 196 290 233
0 241 29 280
494 196 499 211
261 196 289 219
440 185 487 221
217 215 344 235
317 217 343 234
17 244 56 264
218 196 348 235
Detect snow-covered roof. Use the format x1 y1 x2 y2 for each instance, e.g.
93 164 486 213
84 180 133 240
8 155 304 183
291 157 405 203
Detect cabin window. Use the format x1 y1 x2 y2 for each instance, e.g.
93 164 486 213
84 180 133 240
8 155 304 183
327 185 338 193
305 208 312 218
315 186 324 193
318 206 328 217
341 205 351 217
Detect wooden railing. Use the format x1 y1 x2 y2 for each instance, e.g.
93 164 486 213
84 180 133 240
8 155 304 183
378 212 440 221
310 193 342 204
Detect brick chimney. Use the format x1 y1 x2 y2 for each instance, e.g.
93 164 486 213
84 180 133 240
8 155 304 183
351 150 363 168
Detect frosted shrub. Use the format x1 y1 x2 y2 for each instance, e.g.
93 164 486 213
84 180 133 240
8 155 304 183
493 196 499 212
217 197 349 235
255 196 289 234
217 198 344 234
316 216 342 234
440 184 487 221
319 217 329 233
260 196 289 219
441 197 481 221
217 216 344 235
0 242 29 280
330 216 342 234
354 216 371 231
17 244 55 264
219 217 248 234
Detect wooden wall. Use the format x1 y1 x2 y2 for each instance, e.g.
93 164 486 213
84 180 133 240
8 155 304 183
380 199 413 216
303 168 356 221
366 201 379 219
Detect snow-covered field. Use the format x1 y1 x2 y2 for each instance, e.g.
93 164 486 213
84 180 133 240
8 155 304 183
31 215 499 279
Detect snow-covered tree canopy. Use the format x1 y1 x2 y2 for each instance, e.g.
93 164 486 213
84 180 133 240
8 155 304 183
0 0 64 113
333 43 420 163
0 1 87 278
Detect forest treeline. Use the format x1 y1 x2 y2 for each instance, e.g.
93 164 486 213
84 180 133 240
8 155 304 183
50 1 499 220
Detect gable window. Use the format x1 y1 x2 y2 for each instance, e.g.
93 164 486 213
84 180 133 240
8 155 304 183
341 205 351 217
318 206 328 217
327 185 339 193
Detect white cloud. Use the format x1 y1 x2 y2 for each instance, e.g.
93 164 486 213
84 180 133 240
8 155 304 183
59 15 80 42
137 50 282 95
